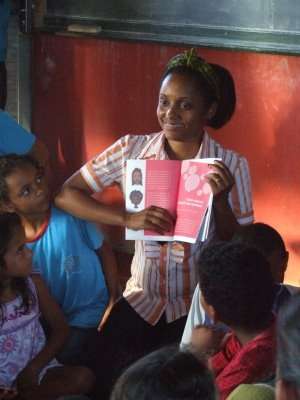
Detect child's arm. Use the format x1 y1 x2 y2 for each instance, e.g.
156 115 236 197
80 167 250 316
16 275 69 389
96 240 121 331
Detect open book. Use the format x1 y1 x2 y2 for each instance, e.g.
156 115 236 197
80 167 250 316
125 158 217 243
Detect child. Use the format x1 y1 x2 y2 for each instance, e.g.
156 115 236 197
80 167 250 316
0 154 120 364
181 222 297 347
233 222 299 310
111 346 217 400
194 242 276 400
0 213 94 399
276 293 300 400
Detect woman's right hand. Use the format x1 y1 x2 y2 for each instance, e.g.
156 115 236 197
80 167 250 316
125 206 175 234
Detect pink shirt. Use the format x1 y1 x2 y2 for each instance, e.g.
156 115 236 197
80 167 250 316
81 132 253 325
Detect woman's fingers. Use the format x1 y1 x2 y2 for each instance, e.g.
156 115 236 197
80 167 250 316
126 206 175 233
143 207 174 233
207 161 235 196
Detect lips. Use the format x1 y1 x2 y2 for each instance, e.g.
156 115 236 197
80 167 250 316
163 122 184 129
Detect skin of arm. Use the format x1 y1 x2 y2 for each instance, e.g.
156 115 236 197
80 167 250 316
96 241 122 331
207 161 240 240
16 274 69 389
55 171 174 233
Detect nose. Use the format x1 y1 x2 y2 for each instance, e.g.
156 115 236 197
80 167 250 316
166 104 177 119
34 182 44 197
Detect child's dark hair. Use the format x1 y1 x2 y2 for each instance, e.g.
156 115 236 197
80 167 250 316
161 49 236 129
0 154 40 203
198 242 275 331
0 213 34 325
111 346 216 400
233 222 286 259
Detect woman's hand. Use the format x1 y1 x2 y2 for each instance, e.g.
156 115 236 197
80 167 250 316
125 206 175 234
206 160 235 200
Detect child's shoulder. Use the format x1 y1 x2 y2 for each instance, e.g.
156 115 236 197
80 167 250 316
50 205 82 224
49 206 102 243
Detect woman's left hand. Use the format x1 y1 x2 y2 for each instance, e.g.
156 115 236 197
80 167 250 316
206 160 235 200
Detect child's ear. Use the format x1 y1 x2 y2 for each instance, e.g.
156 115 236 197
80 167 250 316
207 304 219 324
282 251 289 272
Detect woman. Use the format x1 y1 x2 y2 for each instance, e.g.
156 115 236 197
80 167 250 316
55 48 253 399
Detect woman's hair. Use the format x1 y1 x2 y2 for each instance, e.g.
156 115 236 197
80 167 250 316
198 241 275 331
161 48 236 129
0 213 34 325
111 346 217 400
0 154 41 203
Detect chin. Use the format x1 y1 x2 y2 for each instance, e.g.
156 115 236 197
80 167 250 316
164 129 187 142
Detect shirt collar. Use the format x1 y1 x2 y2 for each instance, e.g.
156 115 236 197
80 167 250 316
141 131 211 160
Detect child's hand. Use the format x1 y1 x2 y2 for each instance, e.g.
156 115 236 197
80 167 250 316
191 325 225 357
0 387 18 399
16 364 39 391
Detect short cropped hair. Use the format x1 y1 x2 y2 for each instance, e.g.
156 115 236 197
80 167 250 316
110 346 217 400
233 222 286 259
198 242 275 331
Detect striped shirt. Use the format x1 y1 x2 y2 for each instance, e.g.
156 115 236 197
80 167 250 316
81 131 254 325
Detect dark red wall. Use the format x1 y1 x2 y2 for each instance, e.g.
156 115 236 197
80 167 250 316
32 34 300 285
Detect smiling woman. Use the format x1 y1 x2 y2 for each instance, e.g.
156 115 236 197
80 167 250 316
55 48 253 400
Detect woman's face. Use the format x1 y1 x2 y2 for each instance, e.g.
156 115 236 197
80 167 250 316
157 73 211 143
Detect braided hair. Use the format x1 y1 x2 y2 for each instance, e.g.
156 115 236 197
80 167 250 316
161 48 236 129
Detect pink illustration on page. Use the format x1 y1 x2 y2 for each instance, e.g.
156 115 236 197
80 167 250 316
174 161 211 239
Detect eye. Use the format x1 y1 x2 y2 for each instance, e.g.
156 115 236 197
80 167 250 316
181 101 192 110
159 97 169 108
21 186 30 197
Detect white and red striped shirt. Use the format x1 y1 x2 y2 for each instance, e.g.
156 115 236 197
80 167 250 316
81 132 253 325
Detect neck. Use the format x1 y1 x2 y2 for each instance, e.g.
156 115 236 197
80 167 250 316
20 210 49 241
232 320 272 346
165 132 204 160
0 278 17 303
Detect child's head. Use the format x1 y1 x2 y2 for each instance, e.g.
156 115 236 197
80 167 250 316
0 154 49 217
197 242 275 332
111 346 217 400
233 222 288 283
159 48 236 134
277 294 300 399
0 213 33 322
0 212 32 279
